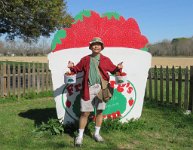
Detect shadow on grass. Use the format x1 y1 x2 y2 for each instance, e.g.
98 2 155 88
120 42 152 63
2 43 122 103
18 108 79 138
18 108 57 126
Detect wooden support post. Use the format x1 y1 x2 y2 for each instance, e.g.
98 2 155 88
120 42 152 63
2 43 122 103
17 64 21 99
7 64 10 97
160 66 163 103
184 67 189 110
46 64 49 91
154 66 158 101
12 64 16 97
3 63 7 96
37 64 40 93
28 63 31 92
189 66 193 111
41 63 45 92
32 63 36 92
178 66 182 107
166 66 170 103
23 64 26 96
0 64 4 97
172 66 176 106
148 69 152 101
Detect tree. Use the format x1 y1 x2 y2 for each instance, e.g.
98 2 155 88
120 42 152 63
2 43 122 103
149 37 193 56
0 0 73 42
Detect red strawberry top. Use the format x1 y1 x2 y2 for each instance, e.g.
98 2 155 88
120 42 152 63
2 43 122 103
51 10 149 52
65 71 76 76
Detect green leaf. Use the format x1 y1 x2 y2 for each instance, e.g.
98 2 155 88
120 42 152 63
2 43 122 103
102 12 121 20
53 126 60 134
140 47 149 52
51 30 67 51
73 10 91 23
1 0 72 42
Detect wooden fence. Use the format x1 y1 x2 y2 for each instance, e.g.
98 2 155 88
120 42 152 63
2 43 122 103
145 66 193 111
1 62 193 111
0 62 52 98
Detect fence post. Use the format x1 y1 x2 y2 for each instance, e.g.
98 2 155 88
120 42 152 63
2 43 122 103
28 63 31 92
166 66 170 103
23 63 26 96
7 64 10 97
0 64 4 97
184 66 189 110
3 63 7 96
17 64 21 99
37 64 40 93
41 63 45 92
189 66 193 111
148 69 152 101
32 63 36 91
160 66 163 103
178 66 182 108
12 64 16 97
154 66 158 101
46 64 49 91
172 66 176 106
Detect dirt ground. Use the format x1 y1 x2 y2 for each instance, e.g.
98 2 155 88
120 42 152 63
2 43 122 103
1 56 193 68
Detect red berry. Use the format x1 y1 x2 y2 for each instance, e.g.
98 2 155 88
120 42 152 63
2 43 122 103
121 72 127 76
128 99 134 106
66 100 71 108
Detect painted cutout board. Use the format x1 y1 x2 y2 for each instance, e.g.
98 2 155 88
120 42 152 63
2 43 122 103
48 10 152 124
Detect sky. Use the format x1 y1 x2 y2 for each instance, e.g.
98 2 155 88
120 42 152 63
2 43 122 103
66 0 193 44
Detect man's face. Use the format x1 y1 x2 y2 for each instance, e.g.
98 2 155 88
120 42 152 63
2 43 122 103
91 42 103 54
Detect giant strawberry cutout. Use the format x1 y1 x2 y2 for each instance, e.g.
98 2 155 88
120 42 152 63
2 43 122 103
50 10 152 124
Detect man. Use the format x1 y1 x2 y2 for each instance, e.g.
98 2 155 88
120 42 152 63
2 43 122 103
68 37 123 146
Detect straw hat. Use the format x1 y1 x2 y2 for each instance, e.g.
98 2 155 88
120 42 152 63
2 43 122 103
89 37 104 50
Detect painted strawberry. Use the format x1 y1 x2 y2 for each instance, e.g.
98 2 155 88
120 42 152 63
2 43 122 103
128 98 134 106
66 100 71 108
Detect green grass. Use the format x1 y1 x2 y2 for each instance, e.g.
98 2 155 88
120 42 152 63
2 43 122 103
0 91 53 104
0 97 193 150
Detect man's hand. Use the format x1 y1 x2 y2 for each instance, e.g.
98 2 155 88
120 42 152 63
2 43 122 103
117 62 123 69
67 61 74 68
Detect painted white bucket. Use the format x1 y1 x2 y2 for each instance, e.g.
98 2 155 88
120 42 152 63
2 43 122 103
115 75 127 84
64 74 76 84
48 47 152 124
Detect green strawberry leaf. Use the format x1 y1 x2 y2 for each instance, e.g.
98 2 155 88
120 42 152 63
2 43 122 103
118 80 124 83
102 12 121 20
51 30 66 51
140 46 149 52
73 10 91 24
